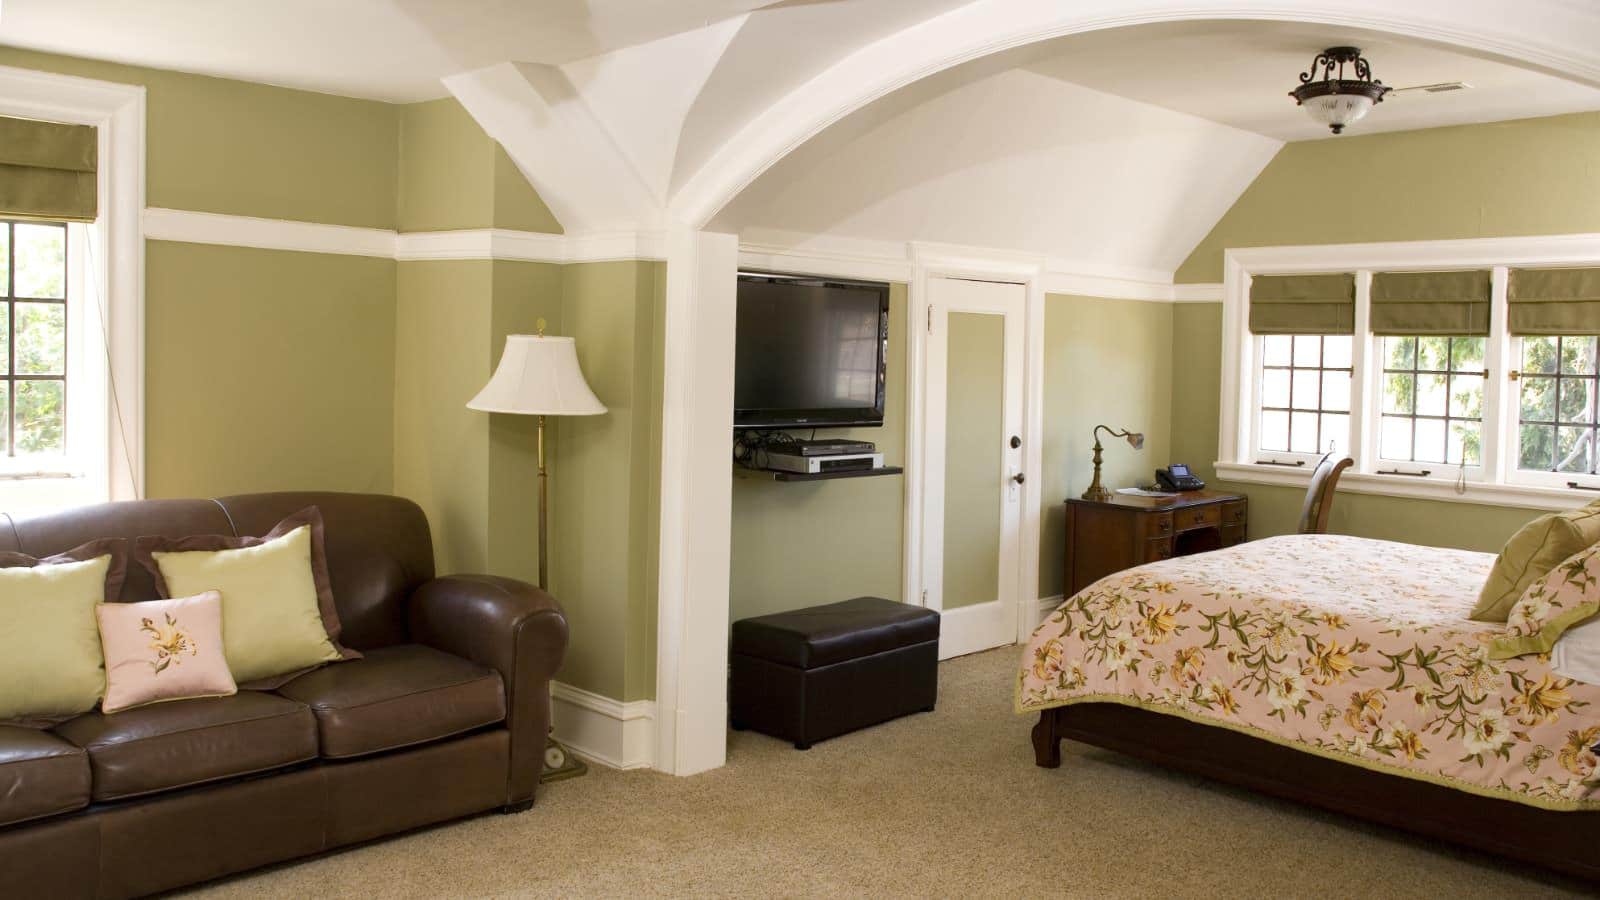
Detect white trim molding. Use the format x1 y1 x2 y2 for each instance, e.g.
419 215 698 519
1217 232 1600 512
0 64 146 503
143 207 669 264
550 682 657 770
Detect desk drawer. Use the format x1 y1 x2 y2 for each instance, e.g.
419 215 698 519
1140 512 1174 539
1176 504 1221 531
1222 501 1248 526
1221 524 1247 547
1143 538 1174 563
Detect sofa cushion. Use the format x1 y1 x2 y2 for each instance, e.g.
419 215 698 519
276 644 505 759
0 726 90 826
53 692 316 801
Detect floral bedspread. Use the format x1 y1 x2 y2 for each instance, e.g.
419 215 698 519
1018 534 1600 810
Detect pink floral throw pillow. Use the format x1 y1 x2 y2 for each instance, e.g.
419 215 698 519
1492 541 1600 660
96 591 236 713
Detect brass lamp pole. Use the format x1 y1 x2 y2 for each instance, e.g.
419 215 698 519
1082 425 1145 503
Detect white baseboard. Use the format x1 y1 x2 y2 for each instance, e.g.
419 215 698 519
1035 594 1064 627
550 681 656 770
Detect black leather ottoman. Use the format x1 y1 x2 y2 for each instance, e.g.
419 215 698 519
729 597 939 749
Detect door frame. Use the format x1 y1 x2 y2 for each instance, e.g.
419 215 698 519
905 244 1045 653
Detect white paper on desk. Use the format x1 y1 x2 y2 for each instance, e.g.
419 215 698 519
1552 614 1600 686
1116 488 1179 498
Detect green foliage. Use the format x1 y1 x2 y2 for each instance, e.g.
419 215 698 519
2 223 67 458
1518 337 1597 474
1380 337 1483 465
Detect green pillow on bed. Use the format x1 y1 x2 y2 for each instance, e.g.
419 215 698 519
1471 500 1600 623
1490 538 1600 659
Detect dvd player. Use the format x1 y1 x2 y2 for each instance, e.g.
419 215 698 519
764 451 882 474
765 438 876 457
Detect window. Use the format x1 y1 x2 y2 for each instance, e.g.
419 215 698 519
0 220 69 469
1377 336 1484 471
1516 336 1597 481
1219 241 1600 510
1255 334 1351 459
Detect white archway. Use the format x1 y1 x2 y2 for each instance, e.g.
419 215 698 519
668 0 1600 228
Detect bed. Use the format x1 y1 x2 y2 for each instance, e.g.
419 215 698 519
1021 533 1600 880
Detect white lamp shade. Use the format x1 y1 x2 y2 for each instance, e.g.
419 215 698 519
1302 92 1375 130
467 334 607 416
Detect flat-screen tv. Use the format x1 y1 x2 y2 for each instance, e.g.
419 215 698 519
734 273 889 430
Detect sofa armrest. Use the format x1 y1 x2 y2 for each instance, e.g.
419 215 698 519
409 575 568 806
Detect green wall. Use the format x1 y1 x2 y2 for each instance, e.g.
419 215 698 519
1170 113 1600 551
397 98 561 234
1177 111 1600 284
1039 295 1173 596
145 242 396 498
728 284 908 621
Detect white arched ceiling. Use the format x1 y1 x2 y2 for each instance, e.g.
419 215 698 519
710 59 1281 281
670 0 1600 229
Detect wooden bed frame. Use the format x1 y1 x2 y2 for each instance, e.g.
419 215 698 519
1033 703 1600 883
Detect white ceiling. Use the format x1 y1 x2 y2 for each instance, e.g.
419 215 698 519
1021 20 1600 142
0 0 793 102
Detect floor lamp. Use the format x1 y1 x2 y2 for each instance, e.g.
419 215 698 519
468 326 606 782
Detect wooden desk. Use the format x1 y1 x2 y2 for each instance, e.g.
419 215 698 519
1062 490 1247 596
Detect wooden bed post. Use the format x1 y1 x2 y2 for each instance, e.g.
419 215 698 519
1032 710 1061 768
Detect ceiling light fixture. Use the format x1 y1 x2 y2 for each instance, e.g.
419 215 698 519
1289 46 1391 134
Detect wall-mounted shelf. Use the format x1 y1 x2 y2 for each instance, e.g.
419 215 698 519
740 465 903 483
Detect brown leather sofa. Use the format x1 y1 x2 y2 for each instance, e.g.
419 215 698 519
0 492 569 899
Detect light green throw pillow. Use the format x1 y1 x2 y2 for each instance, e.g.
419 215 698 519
1471 501 1600 622
152 525 342 685
0 553 113 721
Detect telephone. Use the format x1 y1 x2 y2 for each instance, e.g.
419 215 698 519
1156 464 1205 492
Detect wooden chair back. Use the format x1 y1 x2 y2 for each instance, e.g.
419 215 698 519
1298 452 1354 534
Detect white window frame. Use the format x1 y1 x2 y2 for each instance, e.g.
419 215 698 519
1217 236 1600 511
0 66 145 512
1249 332 1357 469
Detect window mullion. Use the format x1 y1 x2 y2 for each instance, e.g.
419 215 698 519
1483 266 1510 485
1351 270 1373 472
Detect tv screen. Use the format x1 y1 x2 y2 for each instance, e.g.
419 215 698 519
733 273 889 430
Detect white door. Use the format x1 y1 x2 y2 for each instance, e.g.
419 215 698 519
921 276 1026 659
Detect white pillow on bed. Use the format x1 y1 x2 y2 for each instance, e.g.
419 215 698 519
1553 615 1600 686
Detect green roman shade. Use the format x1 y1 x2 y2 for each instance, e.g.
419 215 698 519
1370 270 1490 335
1248 274 1355 335
1508 268 1600 335
0 115 98 222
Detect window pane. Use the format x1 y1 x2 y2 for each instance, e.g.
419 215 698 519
14 302 64 375
1561 337 1597 376
1290 411 1319 453
1417 374 1448 417
0 226 8 295
14 379 63 456
1261 335 1292 366
1380 416 1413 460
14 224 65 299
1414 418 1447 464
1557 426 1597 474
1451 337 1485 372
1522 375 1557 422
1385 336 1415 369
1293 335 1322 367
1321 370 1351 412
1417 336 1450 372
0 304 9 375
1523 336 1559 374
1560 377 1595 424
0 382 8 454
1323 335 1353 369
1521 424 1556 471
1384 373 1415 414
1449 374 1483 419
1260 410 1289 452
1451 421 1482 466
1320 413 1349 454
1291 369 1321 410
1260 369 1290 409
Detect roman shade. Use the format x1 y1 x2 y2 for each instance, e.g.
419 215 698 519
1370 270 1491 335
1248 274 1355 335
0 115 98 222
1508 268 1600 335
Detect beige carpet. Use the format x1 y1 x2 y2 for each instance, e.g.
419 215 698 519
187 648 1590 898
